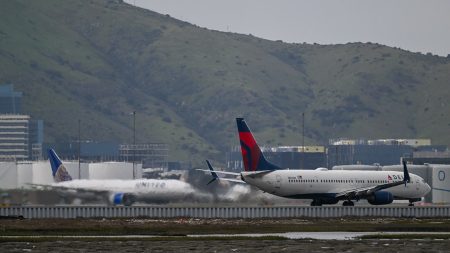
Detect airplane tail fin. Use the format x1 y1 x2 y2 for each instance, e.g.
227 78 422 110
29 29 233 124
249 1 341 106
48 149 73 182
236 118 281 171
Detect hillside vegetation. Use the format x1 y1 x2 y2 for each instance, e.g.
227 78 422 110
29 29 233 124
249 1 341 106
1 0 449 165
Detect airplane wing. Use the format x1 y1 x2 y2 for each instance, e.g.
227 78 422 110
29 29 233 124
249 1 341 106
335 161 411 199
199 160 245 185
335 180 406 199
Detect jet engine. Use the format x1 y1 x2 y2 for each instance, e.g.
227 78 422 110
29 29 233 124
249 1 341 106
367 191 394 205
109 193 136 206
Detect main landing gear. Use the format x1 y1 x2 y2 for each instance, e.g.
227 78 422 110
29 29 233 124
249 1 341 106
342 200 354 206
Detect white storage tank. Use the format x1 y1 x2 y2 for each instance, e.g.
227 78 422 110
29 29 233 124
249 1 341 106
431 165 450 204
0 162 17 189
28 161 89 184
17 162 33 188
58 161 89 180
31 161 53 185
88 162 142 180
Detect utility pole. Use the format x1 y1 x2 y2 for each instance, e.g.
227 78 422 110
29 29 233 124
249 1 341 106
133 111 136 179
301 112 305 169
78 119 81 179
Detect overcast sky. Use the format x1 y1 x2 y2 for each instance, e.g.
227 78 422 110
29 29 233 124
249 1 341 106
126 0 450 56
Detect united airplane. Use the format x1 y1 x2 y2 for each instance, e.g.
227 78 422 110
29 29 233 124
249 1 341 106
33 149 199 206
203 118 431 206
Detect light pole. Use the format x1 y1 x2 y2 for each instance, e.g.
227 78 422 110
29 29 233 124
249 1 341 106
78 119 81 179
301 112 305 169
133 111 136 179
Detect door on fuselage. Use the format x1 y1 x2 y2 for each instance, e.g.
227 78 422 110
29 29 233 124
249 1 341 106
275 175 282 189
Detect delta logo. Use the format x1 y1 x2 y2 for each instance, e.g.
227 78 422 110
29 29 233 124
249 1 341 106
388 175 403 181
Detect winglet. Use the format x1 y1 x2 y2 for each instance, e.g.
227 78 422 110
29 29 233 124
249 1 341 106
206 160 219 185
48 149 73 182
402 160 411 185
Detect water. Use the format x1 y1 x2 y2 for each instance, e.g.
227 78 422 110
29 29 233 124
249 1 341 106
188 232 369 240
189 231 450 240
3 231 450 241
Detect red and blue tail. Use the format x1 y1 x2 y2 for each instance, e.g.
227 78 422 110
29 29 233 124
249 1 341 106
236 118 281 171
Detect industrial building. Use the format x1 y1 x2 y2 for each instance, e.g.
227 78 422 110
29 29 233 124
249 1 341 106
0 115 30 160
0 84 44 161
403 150 450 165
119 143 168 169
226 138 446 171
49 141 120 161
0 115 44 161
327 138 446 167
226 145 327 171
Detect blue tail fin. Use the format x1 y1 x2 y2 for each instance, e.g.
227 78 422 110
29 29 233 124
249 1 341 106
48 149 72 182
236 118 281 171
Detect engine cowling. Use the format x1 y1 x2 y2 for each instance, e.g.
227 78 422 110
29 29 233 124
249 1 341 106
367 191 394 205
109 193 136 206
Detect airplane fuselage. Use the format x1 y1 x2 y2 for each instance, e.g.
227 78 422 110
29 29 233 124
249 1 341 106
56 179 190 193
54 179 197 203
242 170 430 200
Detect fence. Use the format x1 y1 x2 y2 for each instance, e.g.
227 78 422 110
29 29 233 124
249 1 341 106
1 206 450 218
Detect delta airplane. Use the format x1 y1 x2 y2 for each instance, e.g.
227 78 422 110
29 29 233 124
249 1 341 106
202 118 431 206
33 149 198 206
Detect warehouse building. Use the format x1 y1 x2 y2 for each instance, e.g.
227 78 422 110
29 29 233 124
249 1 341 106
119 143 168 169
327 138 446 167
226 145 327 171
403 150 450 165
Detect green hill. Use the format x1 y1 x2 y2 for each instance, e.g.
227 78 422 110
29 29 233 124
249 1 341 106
1 0 449 165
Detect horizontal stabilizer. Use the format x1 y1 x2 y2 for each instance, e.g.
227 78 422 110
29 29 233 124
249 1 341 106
196 169 240 176
199 160 245 184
